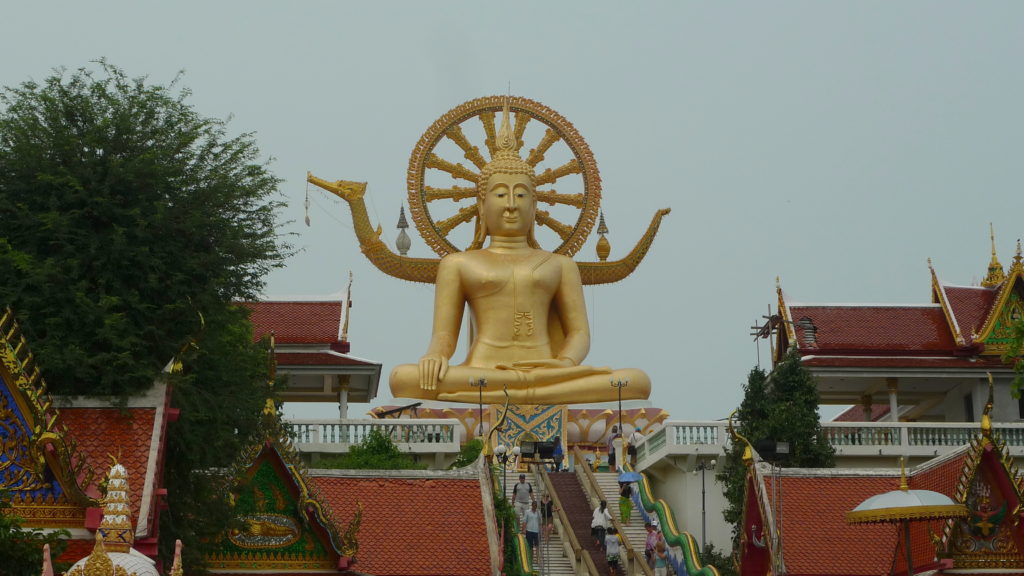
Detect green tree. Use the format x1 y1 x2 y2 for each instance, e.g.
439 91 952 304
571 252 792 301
449 437 484 469
159 306 277 571
718 349 834 533
0 61 289 398
318 429 427 470
0 490 70 576
0 62 291 573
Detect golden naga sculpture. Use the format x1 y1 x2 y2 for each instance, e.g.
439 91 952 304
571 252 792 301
309 96 666 404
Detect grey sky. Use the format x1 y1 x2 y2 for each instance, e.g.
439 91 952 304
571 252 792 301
4 2 1022 421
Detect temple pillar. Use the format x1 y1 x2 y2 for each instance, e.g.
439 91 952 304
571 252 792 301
886 378 899 422
338 376 350 419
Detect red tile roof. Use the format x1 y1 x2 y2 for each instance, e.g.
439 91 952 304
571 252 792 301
789 305 956 354
241 301 342 345
311 475 492 576
760 451 968 576
940 284 998 345
802 356 1008 369
275 352 377 367
832 404 892 422
60 407 158 534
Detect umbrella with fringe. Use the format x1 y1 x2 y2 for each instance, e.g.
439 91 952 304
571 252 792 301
847 459 967 576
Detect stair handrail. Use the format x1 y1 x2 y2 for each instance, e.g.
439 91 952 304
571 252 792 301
581 549 600 576
573 447 647 576
627 464 720 576
538 464 596 575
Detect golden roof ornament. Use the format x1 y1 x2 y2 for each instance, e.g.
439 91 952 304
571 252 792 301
981 373 994 439
100 458 134 553
596 211 611 262
981 223 1006 288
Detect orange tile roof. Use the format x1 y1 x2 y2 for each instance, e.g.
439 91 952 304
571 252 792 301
60 407 159 534
312 475 492 576
241 301 342 345
762 457 966 576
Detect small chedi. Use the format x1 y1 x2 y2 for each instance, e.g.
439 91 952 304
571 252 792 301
65 459 163 576
309 96 669 405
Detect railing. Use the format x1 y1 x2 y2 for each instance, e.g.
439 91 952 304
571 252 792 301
635 420 1024 468
573 446 645 576
285 418 462 454
628 463 720 576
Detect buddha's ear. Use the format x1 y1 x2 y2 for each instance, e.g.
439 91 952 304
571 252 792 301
470 196 486 249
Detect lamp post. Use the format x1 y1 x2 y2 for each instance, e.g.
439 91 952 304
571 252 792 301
694 459 716 551
610 378 629 438
494 443 520 499
470 377 487 436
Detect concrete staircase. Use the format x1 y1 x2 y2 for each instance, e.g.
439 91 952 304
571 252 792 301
593 472 649 566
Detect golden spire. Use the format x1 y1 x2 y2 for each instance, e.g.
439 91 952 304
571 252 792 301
1014 238 1023 268
99 458 134 553
899 457 909 491
981 223 1006 287
170 540 184 576
477 98 534 186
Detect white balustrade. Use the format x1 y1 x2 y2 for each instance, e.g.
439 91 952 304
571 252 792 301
284 418 462 454
633 420 1024 469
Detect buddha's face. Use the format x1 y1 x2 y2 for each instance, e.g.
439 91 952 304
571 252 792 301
481 172 535 238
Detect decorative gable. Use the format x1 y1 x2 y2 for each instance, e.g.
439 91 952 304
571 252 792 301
206 400 359 572
0 308 97 524
945 382 1024 569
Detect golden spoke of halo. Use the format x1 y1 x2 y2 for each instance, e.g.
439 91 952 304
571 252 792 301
526 129 560 167
535 189 584 209
445 125 487 170
435 204 479 236
535 159 582 186
513 112 530 153
424 185 478 203
479 112 497 158
535 210 573 241
426 153 480 183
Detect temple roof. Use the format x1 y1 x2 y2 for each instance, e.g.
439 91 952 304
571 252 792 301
311 471 494 576
776 241 1024 371
241 300 346 346
240 297 382 403
754 449 967 576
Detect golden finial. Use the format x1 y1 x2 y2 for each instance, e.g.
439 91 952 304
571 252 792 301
99 457 134 553
775 276 781 292
170 540 184 576
477 97 534 188
981 372 994 439
982 224 1006 287
596 211 611 261
1014 239 1022 267
727 409 754 464
899 457 909 491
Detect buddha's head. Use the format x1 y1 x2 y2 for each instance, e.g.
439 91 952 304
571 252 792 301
473 99 539 247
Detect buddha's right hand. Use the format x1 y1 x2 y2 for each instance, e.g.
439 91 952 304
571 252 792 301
418 354 448 391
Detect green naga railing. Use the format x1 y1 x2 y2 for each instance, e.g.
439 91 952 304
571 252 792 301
628 465 721 576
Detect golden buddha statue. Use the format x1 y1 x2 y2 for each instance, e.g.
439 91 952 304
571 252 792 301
308 96 667 405
387 102 650 404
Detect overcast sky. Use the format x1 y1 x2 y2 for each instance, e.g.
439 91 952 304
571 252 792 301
4 2 1022 421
